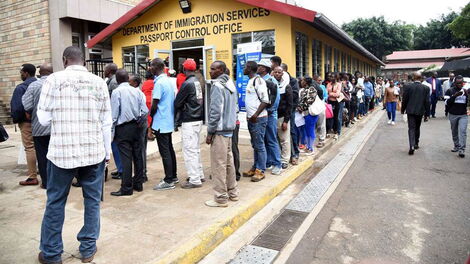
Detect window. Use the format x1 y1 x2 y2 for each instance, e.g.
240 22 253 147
232 30 275 79
324 44 332 75
122 45 149 77
347 54 352 73
295 32 308 77
341 52 347 72
312 39 322 77
333 48 339 72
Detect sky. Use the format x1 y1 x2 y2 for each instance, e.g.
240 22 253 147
294 0 468 26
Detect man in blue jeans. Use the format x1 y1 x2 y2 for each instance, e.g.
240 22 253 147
37 46 112 264
242 61 269 182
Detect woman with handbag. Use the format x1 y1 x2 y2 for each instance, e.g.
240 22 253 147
298 82 320 155
384 81 400 125
327 73 343 140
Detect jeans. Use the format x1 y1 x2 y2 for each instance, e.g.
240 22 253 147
449 114 468 153
265 111 281 168
154 130 177 183
232 123 241 178
364 96 371 113
111 141 122 173
290 111 300 158
337 102 344 135
181 121 204 184
407 114 423 148
304 115 319 150
386 102 397 121
33 135 50 187
248 116 268 171
115 121 144 193
40 160 105 262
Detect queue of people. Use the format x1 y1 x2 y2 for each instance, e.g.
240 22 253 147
7 44 469 263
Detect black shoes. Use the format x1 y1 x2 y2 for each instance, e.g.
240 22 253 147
408 148 415 155
38 252 62 264
110 189 133 196
414 145 419 150
458 152 465 158
133 185 143 192
112 172 122 180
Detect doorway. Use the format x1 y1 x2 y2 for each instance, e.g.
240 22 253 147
172 47 203 74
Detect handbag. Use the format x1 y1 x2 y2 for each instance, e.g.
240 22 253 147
0 123 8 142
308 95 326 116
325 103 334 119
393 87 400 95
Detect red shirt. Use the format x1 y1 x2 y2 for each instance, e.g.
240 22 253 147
176 73 186 92
141 79 154 126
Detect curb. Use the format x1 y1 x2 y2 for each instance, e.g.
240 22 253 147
153 113 377 264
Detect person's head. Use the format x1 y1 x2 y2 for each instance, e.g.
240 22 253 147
364 76 370 82
272 66 283 82
104 63 118 78
20 64 36 81
350 77 357 84
182 59 197 76
432 71 438 78
62 46 84 68
412 71 422 82
224 67 230 76
270 56 282 70
168 69 177 78
332 72 340 83
38 63 53 77
129 75 141 87
313 75 323 85
326 72 333 82
281 63 288 72
145 71 154 80
150 58 165 76
341 73 349 82
454 75 464 90
243 61 258 76
257 59 272 76
449 72 455 81
209 61 227 79
115 69 129 84
389 81 395 87
304 77 313 87
355 71 362 79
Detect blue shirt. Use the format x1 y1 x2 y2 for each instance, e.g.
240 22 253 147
364 81 374 97
111 82 148 129
262 74 280 113
319 84 328 102
152 74 175 133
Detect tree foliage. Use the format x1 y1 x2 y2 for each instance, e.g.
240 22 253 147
448 2 470 41
342 16 414 60
413 12 468 49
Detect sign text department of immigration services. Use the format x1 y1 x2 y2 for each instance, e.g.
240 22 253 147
122 8 271 43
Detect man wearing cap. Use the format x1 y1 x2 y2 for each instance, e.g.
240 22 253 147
258 58 283 175
11 63 38 186
22 63 53 189
174 59 205 188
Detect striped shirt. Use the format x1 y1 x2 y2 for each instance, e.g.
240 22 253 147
37 65 112 169
22 76 51 137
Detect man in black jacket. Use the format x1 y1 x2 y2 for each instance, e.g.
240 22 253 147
444 76 468 158
281 63 300 165
174 59 205 188
401 72 430 155
273 66 293 169
11 63 38 185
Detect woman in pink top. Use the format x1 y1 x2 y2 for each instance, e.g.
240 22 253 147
327 73 343 139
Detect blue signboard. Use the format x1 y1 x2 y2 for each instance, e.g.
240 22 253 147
236 42 262 111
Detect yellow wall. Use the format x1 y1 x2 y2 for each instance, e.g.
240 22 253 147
112 0 292 77
291 18 378 78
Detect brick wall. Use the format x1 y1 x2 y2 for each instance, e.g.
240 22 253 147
0 0 52 109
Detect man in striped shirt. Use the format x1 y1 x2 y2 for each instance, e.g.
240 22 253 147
37 46 112 264
22 63 53 189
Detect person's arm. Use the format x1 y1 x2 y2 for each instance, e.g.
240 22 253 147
22 83 35 112
207 84 222 136
283 84 293 125
150 80 162 120
424 86 431 117
401 85 409 114
174 81 190 110
100 82 112 160
110 90 120 137
37 76 55 126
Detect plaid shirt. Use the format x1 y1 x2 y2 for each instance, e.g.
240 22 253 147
37 65 112 169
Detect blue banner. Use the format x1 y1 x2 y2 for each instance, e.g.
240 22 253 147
236 43 262 111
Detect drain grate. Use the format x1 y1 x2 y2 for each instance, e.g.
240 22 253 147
230 245 278 264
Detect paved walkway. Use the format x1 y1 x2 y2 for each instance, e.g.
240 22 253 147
285 106 470 264
0 116 363 264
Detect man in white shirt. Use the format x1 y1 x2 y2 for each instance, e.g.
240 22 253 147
241 61 270 182
442 73 455 96
37 46 112 264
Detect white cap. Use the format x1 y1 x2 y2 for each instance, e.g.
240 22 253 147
258 59 272 68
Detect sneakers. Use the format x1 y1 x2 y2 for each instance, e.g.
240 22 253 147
281 163 288 169
458 151 465 158
19 178 39 186
333 134 339 140
251 169 265 182
181 182 202 189
299 144 306 150
266 165 274 170
354 117 358 122
153 180 176 191
243 168 256 177
172 178 180 184
229 196 239 202
205 200 228 207
451 147 459 152
391 121 395 125
304 149 315 156
271 166 282 175
387 120 392 125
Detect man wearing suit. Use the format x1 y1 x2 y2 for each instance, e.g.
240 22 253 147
426 71 442 118
402 72 430 155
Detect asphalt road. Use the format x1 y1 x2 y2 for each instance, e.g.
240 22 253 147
286 106 470 264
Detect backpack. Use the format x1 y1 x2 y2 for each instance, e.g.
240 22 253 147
252 76 277 109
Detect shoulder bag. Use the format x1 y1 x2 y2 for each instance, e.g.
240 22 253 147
308 95 326 116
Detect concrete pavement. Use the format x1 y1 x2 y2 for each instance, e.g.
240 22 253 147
285 106 470 264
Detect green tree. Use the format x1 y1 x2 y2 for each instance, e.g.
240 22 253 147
448 2 470 41
413 12 467 49
342 16 413 60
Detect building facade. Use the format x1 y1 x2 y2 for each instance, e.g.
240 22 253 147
0 0 140 123
87 0 383 81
